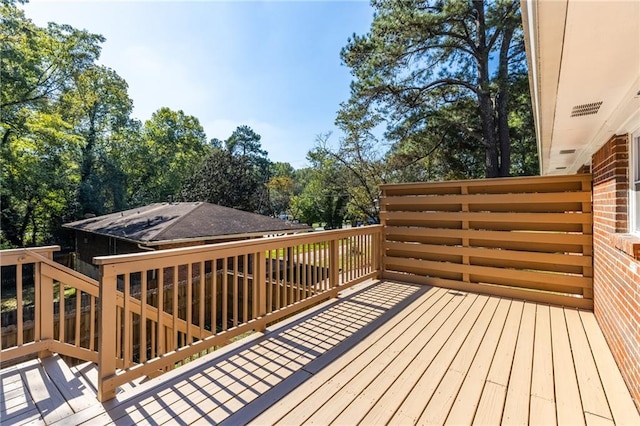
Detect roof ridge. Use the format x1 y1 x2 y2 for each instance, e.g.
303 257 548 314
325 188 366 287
151 202 202 241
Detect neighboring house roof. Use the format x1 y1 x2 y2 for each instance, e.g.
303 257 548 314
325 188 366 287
521 0 640 175
63 202 311 246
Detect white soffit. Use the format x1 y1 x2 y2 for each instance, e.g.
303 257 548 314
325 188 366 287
531 0 640 175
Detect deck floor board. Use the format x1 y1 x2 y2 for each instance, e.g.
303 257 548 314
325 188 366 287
1 280 638 425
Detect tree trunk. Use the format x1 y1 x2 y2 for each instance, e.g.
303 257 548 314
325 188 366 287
30 208 38 246
18 198 34 247
497 25 515 177
474 0 500 178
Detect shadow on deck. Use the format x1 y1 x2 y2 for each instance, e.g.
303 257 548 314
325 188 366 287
2 279 639 425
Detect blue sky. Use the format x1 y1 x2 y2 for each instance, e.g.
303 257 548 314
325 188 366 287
22 1 375 168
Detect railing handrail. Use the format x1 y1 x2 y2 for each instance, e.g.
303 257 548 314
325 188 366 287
94 225 382 267
95 226 382 400
0 246 60 266
1 246 101 366
26 249 100 296
379 172 592 190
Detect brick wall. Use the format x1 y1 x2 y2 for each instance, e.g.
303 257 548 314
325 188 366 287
591 134 640 410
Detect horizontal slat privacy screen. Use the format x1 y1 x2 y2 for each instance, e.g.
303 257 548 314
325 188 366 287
380 174 593 309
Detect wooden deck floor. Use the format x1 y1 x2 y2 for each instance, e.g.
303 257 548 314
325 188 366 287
1 280 638 425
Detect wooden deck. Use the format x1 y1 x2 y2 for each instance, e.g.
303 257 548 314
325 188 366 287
1 280 638 425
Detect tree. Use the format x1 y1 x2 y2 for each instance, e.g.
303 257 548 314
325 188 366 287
1 1 103 146
225 125 271 213
267 162 296 216
313 133 384 223
180 126 272 213
293 148 349 229
1 1 105 246
1 112 81 246
60 65 134 215
339 0 534 178
126 107 209 206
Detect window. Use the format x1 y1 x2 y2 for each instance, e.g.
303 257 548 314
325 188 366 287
633 133 640 233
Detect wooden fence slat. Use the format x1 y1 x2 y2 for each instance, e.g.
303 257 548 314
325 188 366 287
380 174 593 308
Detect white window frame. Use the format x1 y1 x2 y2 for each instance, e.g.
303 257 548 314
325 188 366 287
631 131 640 234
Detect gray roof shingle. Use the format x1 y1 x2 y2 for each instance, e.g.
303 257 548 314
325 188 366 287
63 202 310 244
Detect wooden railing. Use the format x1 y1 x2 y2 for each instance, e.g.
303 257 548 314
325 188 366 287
0 246 100 365
380 174 593 309
93 226 381 401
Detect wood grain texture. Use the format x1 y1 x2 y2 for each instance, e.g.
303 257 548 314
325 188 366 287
1 280 638 426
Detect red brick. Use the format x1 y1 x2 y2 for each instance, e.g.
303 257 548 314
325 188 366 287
592 134 640 410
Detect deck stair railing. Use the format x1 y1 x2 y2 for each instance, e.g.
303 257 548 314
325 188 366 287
0 246 100 365
1 227 381 401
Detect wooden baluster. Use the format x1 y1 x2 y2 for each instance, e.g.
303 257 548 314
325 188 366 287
212 260 217 334
376 227 383 278
157 268 164 357
275 251 280 310
302 244 308 298
297 245 302 297
140 272 147 363
89 295 96 352
345 237 349 282
172 266 178 352
222 258 228 331
287 246 293 304
116 305 121 361
243 255 248 323
123 274 131 368
359 234 364 276
199 261 205 338
39 266 53 358
59 281 65 343
186 263 192 344
16 264 23 346
330 239 339 289
150 321 156 359
252 253 258 321
233 256 238 328
267 251 272 313
75 289 81 347
34 261 40 343
256 251 267 325
312 243 317 293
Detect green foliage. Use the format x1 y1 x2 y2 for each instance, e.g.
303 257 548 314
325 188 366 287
0 1 540 250
126 107 209 206
311 133 383 224
292 146 349 228
1 111 81 246
60 65 134 215
180 126 271 213
338 0 537 179
1 2 104 246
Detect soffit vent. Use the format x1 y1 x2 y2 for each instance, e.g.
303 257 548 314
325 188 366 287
559 149 576 154
570 101 603 117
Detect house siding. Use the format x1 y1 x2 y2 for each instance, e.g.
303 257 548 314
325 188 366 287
75 231 141 279
592 134 640 410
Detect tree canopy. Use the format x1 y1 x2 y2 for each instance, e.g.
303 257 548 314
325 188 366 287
338 0 536 179
1 0 540 248
180 126 271 214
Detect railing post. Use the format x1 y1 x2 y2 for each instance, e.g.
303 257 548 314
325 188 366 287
98 267 117 402
38 264 54 359
375 227 384 279
330 240 339 289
